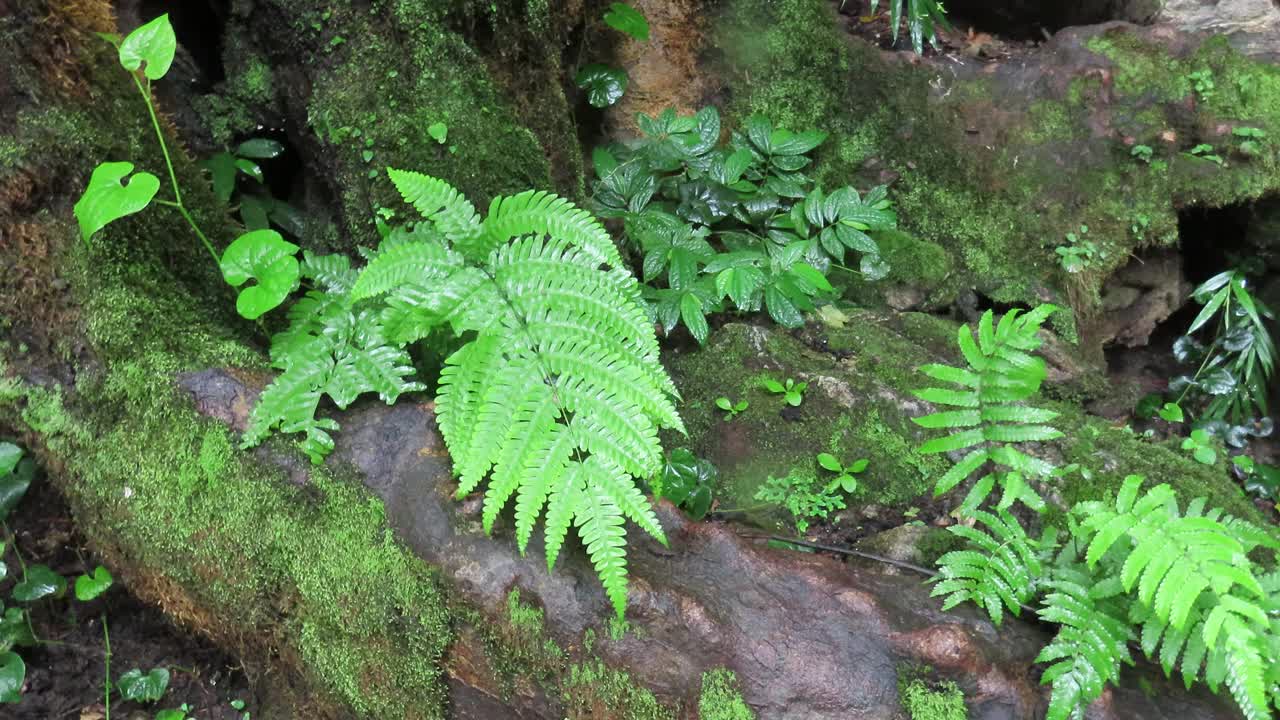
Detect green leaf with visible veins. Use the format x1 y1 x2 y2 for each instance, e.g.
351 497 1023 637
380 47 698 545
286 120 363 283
73 162 160 242
603 3 649 41
220 229 301 319
117 668 171 703
575 64 628 108
118 14 176 79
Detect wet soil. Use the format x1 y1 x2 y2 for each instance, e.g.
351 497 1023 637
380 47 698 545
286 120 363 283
2 479 257 720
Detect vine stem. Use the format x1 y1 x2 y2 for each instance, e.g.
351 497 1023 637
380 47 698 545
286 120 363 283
131 74 221 266
103 614 111 720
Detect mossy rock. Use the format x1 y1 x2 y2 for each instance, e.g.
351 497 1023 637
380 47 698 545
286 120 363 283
711 0 1280 354
664 315 1264 529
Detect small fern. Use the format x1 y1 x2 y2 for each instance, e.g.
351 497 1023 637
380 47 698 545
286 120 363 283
1035 575 1134 720
244 169 684 617
930 508 1041 625
931 472 1280 720
912 305 1063 515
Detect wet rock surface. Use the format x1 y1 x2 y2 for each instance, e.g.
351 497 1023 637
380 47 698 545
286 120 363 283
178 362 1239 720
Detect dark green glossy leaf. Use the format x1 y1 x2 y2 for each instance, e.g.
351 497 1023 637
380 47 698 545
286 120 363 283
575 64 628 108
117 667 171 703
236 138 285 159
12 565 66 602
0 652 23 703
680 292 709 344
203 152 238 204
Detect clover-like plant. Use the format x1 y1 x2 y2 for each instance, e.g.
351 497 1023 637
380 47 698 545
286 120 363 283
763 376 806 406
816 453 868 494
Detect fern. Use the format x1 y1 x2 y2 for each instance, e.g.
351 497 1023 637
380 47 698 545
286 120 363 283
353 170 681 617
932 470 1280 720
1069 475 1278 720
912 305 1063 515
930 508 1041 625
1036 575 1134 720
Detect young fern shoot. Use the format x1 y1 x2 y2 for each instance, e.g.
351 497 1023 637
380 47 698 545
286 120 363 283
912 305 1063 515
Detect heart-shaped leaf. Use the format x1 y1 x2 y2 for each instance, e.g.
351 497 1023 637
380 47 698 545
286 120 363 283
12 564 66 603
74 566 114 602
74 162 161 242
1157 402 1184 423
118 14 176 80
0 652 24 703
603 2 650 41
0 607 35 651
427 122 449 145
117 667 171 702
220 229 301 319
575 64 628 108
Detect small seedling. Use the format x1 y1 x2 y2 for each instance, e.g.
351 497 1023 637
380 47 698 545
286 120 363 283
1130 213 1150 237
816 453 869 493
1130 144 1153 163
156 704 191 720
427 121 448 145
1188 69 1215 100
1231 126 1266 156
715 396 748 420
1054 225 1100 273
231 698 251 719
117 667 170 703
1181 428 1217 465
1186 144 1225 166
1157 402 1184 423
763 377 806 406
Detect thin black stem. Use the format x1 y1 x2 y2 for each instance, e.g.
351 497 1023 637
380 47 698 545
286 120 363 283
103 614 111 720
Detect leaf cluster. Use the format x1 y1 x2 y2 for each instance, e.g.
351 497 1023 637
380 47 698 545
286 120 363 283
753 471 845 534
869 0 951 55
935 476 1280 720
1170 270 1276 429
592 107 896 342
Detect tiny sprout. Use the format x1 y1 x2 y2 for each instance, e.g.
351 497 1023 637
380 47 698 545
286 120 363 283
715 396 749 420
816 452 869 493
763 377 807 406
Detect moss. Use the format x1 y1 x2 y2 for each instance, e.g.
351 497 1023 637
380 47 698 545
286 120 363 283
698 669 755 720
563 659 674 720
714 4 1280 337
898 669 968 720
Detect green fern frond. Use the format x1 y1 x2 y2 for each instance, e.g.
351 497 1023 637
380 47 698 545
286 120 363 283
1068 475 1277 720
913 305 1060 514
375 171 681 617
482 189 627 270
244 169 683 617
387 168 482 247
1036 580 1134 720
931 509 1041 625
